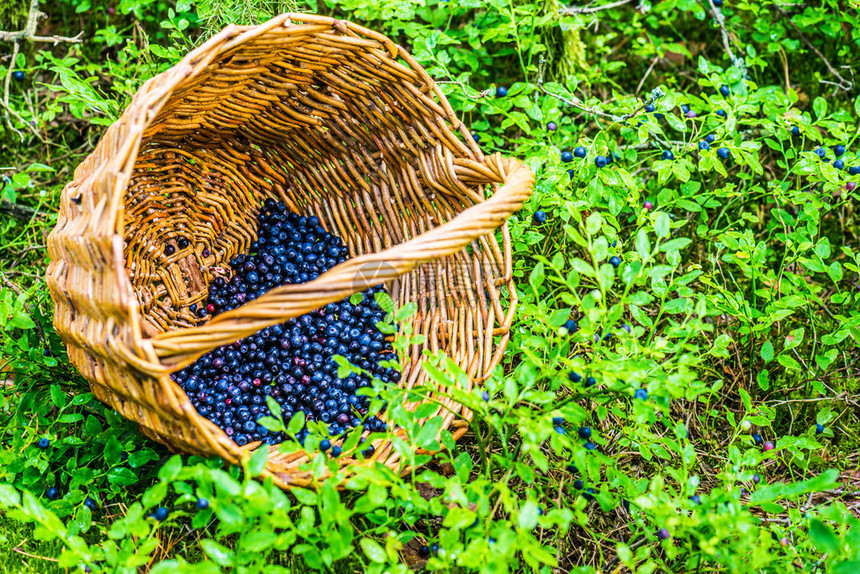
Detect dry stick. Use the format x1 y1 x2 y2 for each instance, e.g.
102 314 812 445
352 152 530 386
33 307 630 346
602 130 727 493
775 5 853 93
707 0 747 79
0 0 84 44
538 82 665 124
560 0 635 15
0 199 46 221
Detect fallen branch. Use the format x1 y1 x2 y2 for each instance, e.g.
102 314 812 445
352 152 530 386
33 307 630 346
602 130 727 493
538 83 665 124
0 0 83 44
707 0 748 79
0 200 47 221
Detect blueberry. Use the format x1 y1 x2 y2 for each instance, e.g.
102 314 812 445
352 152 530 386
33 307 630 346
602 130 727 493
705 134 716 144
197 498 209 509
752 433 763 445
834 159 844 170
717 147 730 160
645 103 655 113
584 441 596 450
849 166 860 175
699 141 710 151
547 121 557 132
643 200 653 210
84 497 97 511
584 376 597 387
719 85 730 97
418 545 430 558
568 371 582 383
573 479 584 489
496 86 508 97
686 110 697 119
815 423 824 435
690 494 701 505
12 70 25 81
554 426 566 435
430 544 439 555
319 439 331 451
680 104 690 114
791 126 800 137
578 427 592 439
552 416 564 425
713 0 723 6
595 155 607 168
762 441 775 451
482 391 490 401
814 147 826 158
562 319 578 334
331 445 342 457
661 150 674 161
716 109 727 118
834 144 846 157
657 528 670 540
561 150 574 163
655 113 664 120
633 388 648 400
567 463 578 473
37 438 50 449
574 146 587 158
752 474 761 484
608 256 621 268
46 487 59 500
532 210 547 224
472 133 481 143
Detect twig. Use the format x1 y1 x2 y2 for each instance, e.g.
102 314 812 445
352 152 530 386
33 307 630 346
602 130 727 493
0 0 84 44
436 78 492 100
560 0 634 15
538 81 665 124
0 199 47 221
707 0 748 79
775 5 853 93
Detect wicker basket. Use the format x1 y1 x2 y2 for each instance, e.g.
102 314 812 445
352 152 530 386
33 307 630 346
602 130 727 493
45 13 534 488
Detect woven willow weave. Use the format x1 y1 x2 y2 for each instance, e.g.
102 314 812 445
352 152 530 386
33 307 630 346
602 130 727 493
46 14 534 488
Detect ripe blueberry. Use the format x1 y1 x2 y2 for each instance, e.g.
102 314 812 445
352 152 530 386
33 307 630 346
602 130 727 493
584 376 597 387
719 85 730 97
561 150 574 163
568 371 582 383
645 103 655 113
752 474 761 484
834 144 845 157
418 545 430 558
849 166 860 175
554 426 566 435
706 134 716 144
595 155 607 168
495 86 507 97
482 391 490 401
46 487 59 500
815 423 824 435
547 121 557 132
686 110 697 119
154 506 170 521
699 141 710 151
331 445 342 457
84 497 97 511
578 427 592 439
661 150 674 161
716 109 727 118
37 438 50 449
680 104 690 114
833 159 844 170
633 388 648 400
752 433 763 445
608 256 621 268
814 147 826 158
791 126 800 137
573 479 584 489
584 441 596 450
12 70 25 81
197 498 209 509
657 528 670 540
717 147 730 160
319 439 331 451
690 494 701 505
532 210 547 224
574 146 587 158
562 319 578 334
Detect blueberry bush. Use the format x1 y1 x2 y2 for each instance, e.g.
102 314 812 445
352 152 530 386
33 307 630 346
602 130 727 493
1 0 860 572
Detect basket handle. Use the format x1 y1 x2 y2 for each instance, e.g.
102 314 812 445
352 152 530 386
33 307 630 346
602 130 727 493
150 153 534 369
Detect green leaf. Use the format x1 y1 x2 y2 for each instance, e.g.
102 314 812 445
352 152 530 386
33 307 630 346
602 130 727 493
808 519 838 552
655 212 670 238
760 340 774 363
201 539 234 567
266 396 282 420
529 261 545 291
158 455 182 482
360 538 387 563
247 447 268 477
107 467 139 487
287 411 306 435
50 385 66 408
813 96 828 119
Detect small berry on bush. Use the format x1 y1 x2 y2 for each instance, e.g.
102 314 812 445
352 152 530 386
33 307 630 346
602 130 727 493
13 70 25 81
37 438 50 449
561 150 574 163
532 210 547 224
547 121 557 132
331 445 342 457
645 103 655 113
495 86 507 97
319 439 331 451
716 109 728 118
578 427 592 439
554 426 566 435
762 441 775 451
705 134 716 144
752 434 763 445
562 319 578 334
791 126 800 136
84 497 98 511
717 147 730 159
197 498 209 509
573 479 584 489
608 255 621 268
584 441 596 450
680 104 690 114
643 200 653 210
481 391 490 401
106 6 115 15
552 416 564 425
834 144 846 157
849 166 860 175
752 474 761 484
584 376 597 387
154 507 170 521
690 494 701 505
719 84 730 97
686 110 697 118
833 159 844 170
634 388 648 400
657 528 671 540
661 150 674 160
699 141 710 151
815 423 824 435
814 147 826 158
568 371 582 383
418 545 430 558
46 487 59 500
567 463 578 473
574 146 587 158
595 155 607 168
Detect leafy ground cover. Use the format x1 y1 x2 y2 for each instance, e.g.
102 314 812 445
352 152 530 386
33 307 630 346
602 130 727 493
1 0 859 572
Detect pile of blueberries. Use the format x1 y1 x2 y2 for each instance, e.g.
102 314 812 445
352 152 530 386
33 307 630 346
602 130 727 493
171 199 396 448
